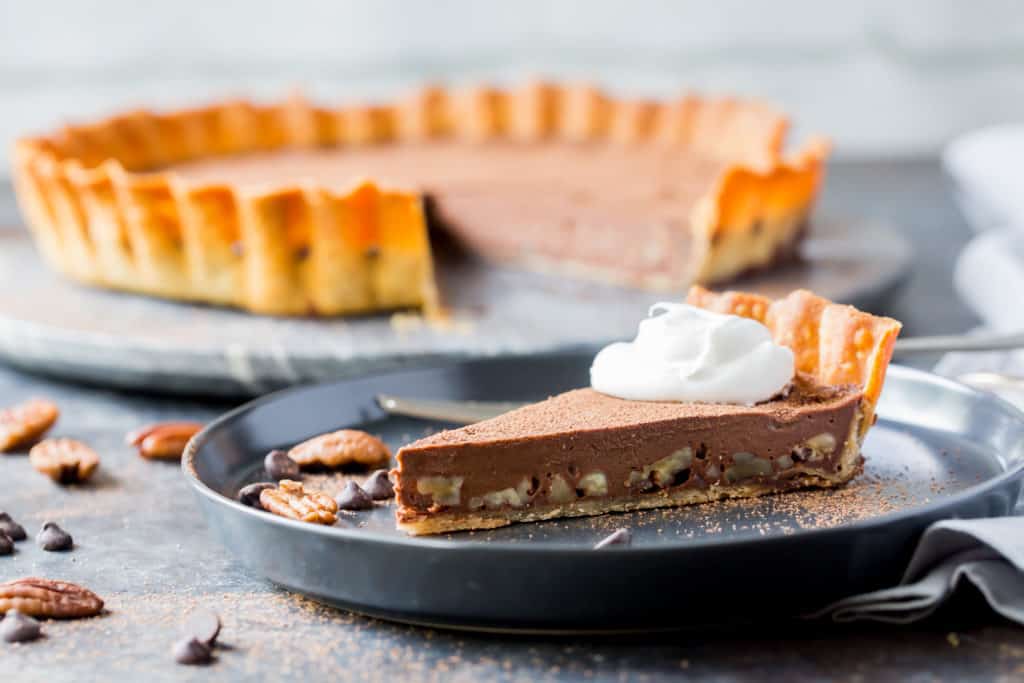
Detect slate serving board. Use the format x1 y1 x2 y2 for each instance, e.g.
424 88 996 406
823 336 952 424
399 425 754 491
0 217 910 397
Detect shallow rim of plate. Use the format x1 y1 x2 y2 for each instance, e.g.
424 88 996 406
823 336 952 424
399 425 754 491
183 359 1024 553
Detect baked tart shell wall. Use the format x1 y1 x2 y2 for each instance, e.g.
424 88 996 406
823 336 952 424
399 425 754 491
11 83 828 315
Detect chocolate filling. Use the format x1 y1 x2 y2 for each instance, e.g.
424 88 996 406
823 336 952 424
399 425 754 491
166 142 725 286
395 378 863 517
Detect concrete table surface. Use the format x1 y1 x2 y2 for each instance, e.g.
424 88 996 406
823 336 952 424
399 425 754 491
3 160 1023 682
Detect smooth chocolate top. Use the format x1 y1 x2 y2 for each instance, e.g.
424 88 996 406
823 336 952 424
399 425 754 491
165 142 729 283
165 142 724 210
405 377 861 449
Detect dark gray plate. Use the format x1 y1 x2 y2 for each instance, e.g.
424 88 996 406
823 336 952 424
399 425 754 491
0 216 910 397
183 352 1023 632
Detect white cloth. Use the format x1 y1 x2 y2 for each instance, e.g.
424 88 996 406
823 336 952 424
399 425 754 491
937 129 1024 384
934 228 1024 409
944 124 1024 233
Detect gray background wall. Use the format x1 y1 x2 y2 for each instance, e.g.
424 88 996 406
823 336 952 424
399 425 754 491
3 0 1024 174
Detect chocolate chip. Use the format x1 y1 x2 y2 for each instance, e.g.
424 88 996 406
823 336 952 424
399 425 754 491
264 450 300 481
362 470 394 500
0 532 12 556
594 528 632 549
335 481 374 511
237 482 276 510
0 513 26 541
37 521 72 551
184 608 221 647
1 610 42 643
172 636 213 665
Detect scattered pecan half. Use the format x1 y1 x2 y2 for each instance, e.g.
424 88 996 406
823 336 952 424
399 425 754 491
289 430 391 470
29 438 100 484
126 422 203 460
0 399 59 452
0 577 104 618
259 480 338 525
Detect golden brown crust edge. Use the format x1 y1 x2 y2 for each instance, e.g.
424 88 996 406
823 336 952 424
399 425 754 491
12 82 829 315
691 137 830 285
687 286 901 435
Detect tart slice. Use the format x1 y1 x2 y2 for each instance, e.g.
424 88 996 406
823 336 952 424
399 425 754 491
392 287 900 535
13 82 828 316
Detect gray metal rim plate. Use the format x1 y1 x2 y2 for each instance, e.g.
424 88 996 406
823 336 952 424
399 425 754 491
0 217 910 396
184 355 1024 632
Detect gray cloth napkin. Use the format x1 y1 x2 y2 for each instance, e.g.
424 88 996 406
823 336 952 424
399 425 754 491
813 517 1024 624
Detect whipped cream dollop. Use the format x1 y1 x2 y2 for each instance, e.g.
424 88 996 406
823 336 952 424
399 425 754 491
590 303 794 405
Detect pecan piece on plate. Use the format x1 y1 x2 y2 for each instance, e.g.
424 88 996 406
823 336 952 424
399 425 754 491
0 399 59 452
0 577 104 619
126 422 203 460
289 430 391 470
29 438 100 484
259 480 338 525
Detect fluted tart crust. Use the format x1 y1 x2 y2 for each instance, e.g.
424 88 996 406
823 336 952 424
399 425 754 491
13 83 829 316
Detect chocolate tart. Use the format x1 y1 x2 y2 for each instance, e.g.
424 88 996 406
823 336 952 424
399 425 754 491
12 83 829 315
393 287 901 535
